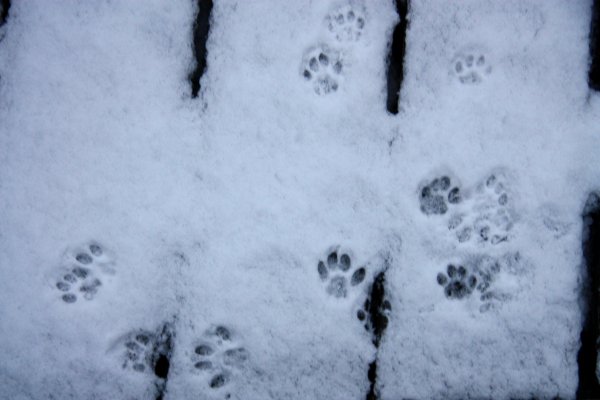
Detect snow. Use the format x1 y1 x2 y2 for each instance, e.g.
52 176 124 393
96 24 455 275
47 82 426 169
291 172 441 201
0 0 599 399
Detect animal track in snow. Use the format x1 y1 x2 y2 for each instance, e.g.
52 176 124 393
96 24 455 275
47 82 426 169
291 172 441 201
325 3 366 43
452 48 492 84
191 325 249 390
301 45 343 95
119 330 156 373
112 321 175 386
419 175 462 215
419 169 517 247
447 171 516 246
52 241 115 304
356 276 391 345
436 253 526 313
317 248 366 298
436 264 477 300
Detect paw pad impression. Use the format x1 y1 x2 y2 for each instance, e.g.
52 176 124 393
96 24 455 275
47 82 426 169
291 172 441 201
52 241 114 304
419 175 462 216
436 253 525 312
301 45 343 95
452 48 492 84
448 172 515 246
318 249 366 298
113 321 175 381
437 264 477 300
120 330 155 373
325 3 366 42
192 325 249 390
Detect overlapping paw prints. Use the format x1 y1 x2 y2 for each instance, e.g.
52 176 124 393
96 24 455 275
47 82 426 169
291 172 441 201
317 248 366 298
436 253 525 313
53 242 115 304
419 175 462 215
192 325 249 390
452 49 492 84
448 172 515 246
120 330 156 373
325 3 366 43
418 170 516 248
301 45 343 96
475 253 526 313
436 264 477 300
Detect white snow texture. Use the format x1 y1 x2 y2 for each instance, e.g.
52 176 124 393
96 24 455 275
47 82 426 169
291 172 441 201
0 0 599 399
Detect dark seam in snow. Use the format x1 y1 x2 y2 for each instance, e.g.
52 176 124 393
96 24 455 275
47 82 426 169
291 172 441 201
189 0 213 98
366 270 390 400
366 360 378 400
153 322 175 400
0 0 9 27
577 192 600 399
589 0 600 91
386 0 410 115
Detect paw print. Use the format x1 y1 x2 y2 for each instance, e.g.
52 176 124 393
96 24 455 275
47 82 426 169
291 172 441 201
419 175 462 215
419 169 517 248
119 330 156 373
318 248 367 299
301 45 343 95
356 296 391 341
448 172 515 246
436 254 525 312
192 325 249 391
325 3 366 42
436 264 477 300
52 241 115 304
111 322 174 382
474 253 523 313
355 271 391 347
452 49 492 84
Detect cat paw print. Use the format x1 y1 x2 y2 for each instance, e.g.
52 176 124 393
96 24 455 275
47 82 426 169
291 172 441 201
110 321 174 382
474 253 523 313
52 242 115 304
119 330 156 373
448 172 515 246
325 3 366 43
436 254 525 312
436 264 477 300
192 325 249 391
317 248 367 298
356 295 391 342
419 175 462 215
452 49 492 84
301 45 343 95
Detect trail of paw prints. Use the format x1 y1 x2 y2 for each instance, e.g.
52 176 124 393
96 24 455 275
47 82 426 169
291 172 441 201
447 172 515 246
301 45 343 95
300 1 368 95
451 48 492 84
419 175 462 215
436 253 527 312
191 325 249 392
317 248 367 299
325 3 366 43
52 242 115 304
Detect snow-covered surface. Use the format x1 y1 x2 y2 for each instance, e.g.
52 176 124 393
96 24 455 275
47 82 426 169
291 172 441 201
0 0 599 399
